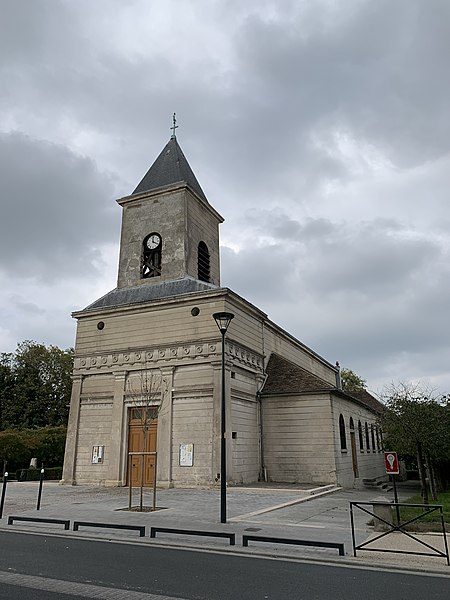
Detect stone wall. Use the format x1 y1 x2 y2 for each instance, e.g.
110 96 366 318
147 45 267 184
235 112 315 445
261 393 336 484
331 394 385 488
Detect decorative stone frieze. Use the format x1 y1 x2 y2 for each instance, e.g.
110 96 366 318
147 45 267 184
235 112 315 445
226 342 263 370
73 341 264 374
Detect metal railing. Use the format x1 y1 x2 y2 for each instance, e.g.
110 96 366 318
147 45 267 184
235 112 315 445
349 501 449 565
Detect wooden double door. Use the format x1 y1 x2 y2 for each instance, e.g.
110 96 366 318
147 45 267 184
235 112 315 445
127 408 158 487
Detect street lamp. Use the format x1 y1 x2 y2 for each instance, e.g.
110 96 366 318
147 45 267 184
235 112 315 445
213 311 234 523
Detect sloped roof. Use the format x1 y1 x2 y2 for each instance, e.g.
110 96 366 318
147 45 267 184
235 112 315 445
261 353 335 395
132 136 208 203
80 277 218 312
260 353 384 415
345 389 385 414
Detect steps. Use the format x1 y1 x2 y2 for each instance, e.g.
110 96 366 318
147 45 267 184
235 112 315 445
363 477 392 492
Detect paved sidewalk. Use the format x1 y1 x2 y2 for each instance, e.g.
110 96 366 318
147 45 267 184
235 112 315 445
0 481 448 575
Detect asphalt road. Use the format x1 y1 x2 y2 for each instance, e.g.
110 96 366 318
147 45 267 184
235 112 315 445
0 531 448 600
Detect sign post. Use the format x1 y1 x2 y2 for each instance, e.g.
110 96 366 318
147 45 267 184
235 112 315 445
384 451 400 523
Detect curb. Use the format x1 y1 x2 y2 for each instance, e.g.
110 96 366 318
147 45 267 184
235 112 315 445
1 522 449 577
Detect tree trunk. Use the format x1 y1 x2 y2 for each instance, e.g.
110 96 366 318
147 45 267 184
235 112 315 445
139 425 147 511
416 441 428 505
427 455 438 501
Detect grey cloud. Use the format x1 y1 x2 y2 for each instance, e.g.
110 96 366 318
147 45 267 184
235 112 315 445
3 1 450 183
1 0 449 395
222 211 449 389
0 132 118 281
9 297 46 316
245 211 336 241
305 224 440 295
209 0 450 191
224 215 442 304
221 245 292 304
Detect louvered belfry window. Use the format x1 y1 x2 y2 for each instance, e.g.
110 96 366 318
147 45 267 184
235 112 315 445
198 241 210 282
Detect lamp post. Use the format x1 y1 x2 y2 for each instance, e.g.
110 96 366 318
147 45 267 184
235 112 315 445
213 311 234 523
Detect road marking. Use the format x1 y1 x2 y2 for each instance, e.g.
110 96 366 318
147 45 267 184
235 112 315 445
0 569 187 600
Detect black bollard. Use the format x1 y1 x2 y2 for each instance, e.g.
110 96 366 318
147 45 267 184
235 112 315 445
0 472 8 519
36 468 45 510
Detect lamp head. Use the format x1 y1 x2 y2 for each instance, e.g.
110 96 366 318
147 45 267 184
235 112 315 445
213 312 234 334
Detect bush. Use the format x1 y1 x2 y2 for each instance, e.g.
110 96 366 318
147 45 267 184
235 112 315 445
15 466 62 481
0 426 67 472
0 430 33 470
31 426 67 466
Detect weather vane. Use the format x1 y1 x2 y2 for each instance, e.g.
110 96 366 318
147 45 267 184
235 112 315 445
171 113 178 138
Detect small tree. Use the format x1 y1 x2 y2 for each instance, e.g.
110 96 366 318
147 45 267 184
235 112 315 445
341 368 367 392
381 382 450 503
126 369 163 511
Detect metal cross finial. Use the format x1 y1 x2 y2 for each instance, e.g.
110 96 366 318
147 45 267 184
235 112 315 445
171 113 178 138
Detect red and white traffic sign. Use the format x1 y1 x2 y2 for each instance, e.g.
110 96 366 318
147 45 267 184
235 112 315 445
384 451 399 475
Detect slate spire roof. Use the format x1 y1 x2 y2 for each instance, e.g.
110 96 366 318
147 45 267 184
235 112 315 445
132 135 208 203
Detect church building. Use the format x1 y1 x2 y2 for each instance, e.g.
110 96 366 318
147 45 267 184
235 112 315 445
62 128 386 489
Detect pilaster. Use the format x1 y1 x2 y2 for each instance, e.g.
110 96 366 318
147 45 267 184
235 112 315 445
61 374 83 485
108 371 127 485
158 367 175 487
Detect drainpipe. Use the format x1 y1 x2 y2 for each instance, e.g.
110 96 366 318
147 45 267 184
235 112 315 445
257 373 268 482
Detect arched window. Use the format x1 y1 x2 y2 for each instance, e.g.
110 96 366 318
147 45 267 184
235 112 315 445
339 414 347 451
142 233 162 278
198 241 210 282
349 417 354 431
358 420 364 451
371 424 376 452
365 422 370 450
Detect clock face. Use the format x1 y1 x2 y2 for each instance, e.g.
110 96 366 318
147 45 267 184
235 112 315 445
146 234 161 250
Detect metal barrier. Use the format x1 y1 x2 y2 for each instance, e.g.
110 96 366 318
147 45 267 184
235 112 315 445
73 521 145 537
8 516 70 530
349 501 449 565
242 534 344 555
150 527 235 545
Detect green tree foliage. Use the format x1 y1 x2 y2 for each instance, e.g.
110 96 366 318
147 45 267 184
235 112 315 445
0 426 67 471
0 341 73 429
0 353 15 429
341 368 367 392
0 429 31 468
381 382 450 501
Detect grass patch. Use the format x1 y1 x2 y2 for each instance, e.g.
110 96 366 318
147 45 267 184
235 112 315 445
396 490 450 531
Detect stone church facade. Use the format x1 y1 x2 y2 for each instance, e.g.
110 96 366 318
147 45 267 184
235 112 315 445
62 133 385 489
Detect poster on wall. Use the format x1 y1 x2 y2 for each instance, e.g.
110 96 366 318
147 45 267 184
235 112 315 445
179 443 194 467
92 445 104 464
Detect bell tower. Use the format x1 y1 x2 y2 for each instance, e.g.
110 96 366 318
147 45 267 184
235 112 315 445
116 123 223 289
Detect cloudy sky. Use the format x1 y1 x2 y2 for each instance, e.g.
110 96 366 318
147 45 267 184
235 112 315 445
1 0 449 396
